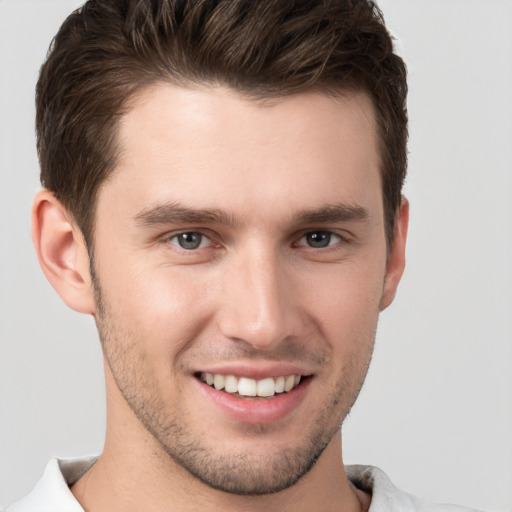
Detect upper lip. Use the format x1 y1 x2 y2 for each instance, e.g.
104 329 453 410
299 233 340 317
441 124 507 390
193 362 314 380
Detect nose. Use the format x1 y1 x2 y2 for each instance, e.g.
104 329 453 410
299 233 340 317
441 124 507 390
217 244 300 351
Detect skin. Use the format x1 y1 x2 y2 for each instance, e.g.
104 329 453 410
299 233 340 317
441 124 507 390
33 85 408 512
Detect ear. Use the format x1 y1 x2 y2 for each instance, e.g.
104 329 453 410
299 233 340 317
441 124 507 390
380 197 409 311
32 189 95 314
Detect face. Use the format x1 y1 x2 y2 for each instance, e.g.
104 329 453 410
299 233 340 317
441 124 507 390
91 85 401 494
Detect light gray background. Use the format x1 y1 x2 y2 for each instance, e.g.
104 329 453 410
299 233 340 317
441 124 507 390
1 0 511 510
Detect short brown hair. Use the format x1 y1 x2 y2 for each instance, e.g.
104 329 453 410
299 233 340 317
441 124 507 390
36 0 407 247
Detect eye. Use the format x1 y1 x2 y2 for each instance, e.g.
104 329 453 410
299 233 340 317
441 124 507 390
169 232 210 250
298 231 342 248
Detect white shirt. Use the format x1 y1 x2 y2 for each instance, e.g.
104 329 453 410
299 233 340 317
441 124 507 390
6 458 483 512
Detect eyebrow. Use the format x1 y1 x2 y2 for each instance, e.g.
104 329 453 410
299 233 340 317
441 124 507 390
133 201 369 227
133 202 238 227
296 204 369 224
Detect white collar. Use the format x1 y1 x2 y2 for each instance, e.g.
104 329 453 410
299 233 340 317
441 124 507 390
7 459 479 512
6 457 97 512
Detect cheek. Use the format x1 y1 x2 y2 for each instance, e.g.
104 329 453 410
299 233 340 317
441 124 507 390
300 260 385 345
97 256 216 360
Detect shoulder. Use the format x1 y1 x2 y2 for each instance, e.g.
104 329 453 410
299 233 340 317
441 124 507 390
346 465 485 512
5 457 97 512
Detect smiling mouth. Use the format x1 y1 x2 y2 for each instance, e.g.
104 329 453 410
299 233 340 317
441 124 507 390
198 372 309 398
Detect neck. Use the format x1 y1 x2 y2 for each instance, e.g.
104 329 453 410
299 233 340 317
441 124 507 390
71 430 369 512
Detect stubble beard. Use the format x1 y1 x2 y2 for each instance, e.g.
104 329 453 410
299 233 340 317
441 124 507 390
93 278 375 496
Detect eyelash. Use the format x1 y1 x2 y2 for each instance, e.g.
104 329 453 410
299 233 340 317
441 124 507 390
165 230 350 252
167 231 214 251
295 231 345 249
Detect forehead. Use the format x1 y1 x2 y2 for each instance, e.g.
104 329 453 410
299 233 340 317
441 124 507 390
100 84 381 224
120 84 378 156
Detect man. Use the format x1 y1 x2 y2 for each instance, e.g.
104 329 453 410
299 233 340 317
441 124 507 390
6 1 482 511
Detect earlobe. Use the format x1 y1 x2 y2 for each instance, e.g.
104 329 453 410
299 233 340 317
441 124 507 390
380 197 409 311
32 189 95 314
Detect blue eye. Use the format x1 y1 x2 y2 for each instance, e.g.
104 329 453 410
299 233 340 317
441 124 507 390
299 231 341 248
170 232 209 250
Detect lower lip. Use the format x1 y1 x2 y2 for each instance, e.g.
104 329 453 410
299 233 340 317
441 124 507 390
196 377 311 425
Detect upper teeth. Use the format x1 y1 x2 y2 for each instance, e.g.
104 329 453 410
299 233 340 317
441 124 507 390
201 373 302 397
